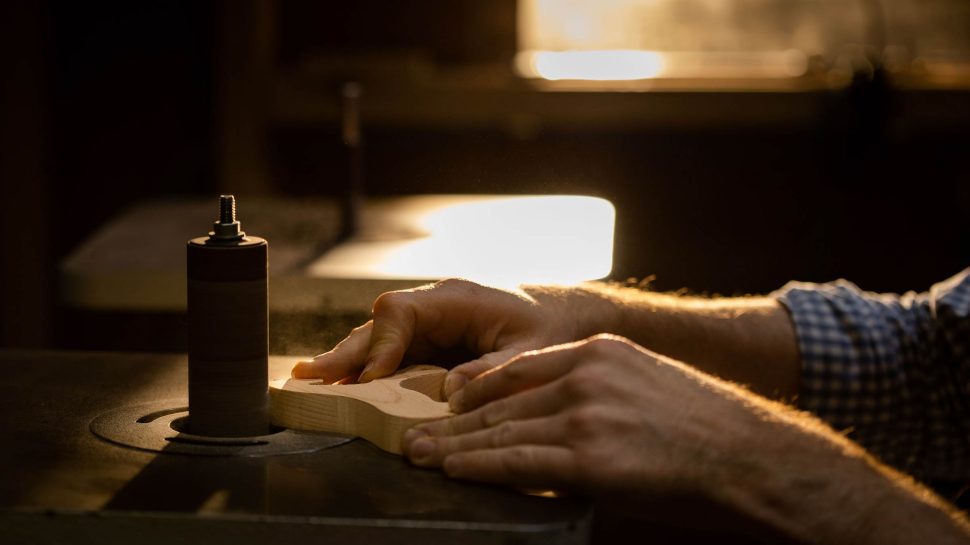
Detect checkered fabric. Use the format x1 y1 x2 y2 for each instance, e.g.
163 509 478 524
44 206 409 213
774 268 970 482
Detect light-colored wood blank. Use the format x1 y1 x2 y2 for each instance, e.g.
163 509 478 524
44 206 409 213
269 365 453 454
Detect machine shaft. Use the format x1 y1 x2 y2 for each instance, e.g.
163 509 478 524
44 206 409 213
186 195 269 437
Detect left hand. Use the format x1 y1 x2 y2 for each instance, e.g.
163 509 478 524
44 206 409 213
402 334 778 510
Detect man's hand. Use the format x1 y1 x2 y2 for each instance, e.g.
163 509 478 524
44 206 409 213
401 334 753 502
292 279 615 396
295 277 799 401
400 334 970 543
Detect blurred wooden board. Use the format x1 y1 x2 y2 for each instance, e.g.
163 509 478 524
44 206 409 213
270 365 452 455
60 197 344 311
60 195 613 314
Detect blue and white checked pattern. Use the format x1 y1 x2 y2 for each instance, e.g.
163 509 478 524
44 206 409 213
774 268 970 483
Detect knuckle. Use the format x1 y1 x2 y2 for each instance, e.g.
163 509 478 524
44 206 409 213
434 277 476 294
481 399 508 428
441 418 461 437
490 421 516 448
434 277 462 289
350 321 372 335
475 405 490 429
426 415 459 438
372 291 407 315
507 351 537 367
578 337 611 359
565 406 602 434
560 368 600 399
580 334 626 356
501 360 527 383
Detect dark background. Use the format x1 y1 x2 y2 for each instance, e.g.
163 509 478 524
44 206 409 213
2 1 968 351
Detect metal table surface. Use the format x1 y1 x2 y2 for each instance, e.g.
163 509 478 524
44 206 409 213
0 350 591 544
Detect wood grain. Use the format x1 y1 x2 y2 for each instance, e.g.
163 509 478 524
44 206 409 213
269 365 453 454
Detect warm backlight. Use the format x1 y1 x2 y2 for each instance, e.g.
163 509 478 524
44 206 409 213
309 195 615 288
515 0 814 81
520 49 665 80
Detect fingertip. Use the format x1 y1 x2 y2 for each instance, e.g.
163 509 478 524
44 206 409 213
290 360 315 378
447 389 465 413
292 351 359 382
448 350 516 395
444 372 468 398
357 359 376 383
401 427 428 450
407 438 436 465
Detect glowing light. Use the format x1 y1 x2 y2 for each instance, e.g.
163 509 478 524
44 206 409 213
308 195 615 288
520 49 665 81
516 0 816 82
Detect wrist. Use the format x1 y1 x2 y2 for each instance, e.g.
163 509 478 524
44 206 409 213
521 283 624 341
563 283 627 339
704 406 859 541
706 399 967 544
573 282 662 345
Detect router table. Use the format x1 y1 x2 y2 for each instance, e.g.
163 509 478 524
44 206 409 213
0 350 591 544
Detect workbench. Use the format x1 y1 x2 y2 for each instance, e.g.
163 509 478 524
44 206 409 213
0 350 590 544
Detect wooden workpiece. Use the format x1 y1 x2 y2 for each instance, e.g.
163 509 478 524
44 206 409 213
269 365 453 454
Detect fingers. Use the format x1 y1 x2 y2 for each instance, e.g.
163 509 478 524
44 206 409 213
360 292 419 382
292 285 450 383
399 339 602 492
443 446 577 489
406 415 566 467
407 381 567 445
402 396 578 490
360 281 475 382
444 347 522 398
449 342 584 413
291 321 373 382
299 279 536 385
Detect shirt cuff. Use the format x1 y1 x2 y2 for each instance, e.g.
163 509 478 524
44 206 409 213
770 279 895 429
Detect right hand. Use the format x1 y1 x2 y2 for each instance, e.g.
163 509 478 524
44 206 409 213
292 279 598 397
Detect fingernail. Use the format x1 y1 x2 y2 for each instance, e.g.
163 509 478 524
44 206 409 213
448 391 464 413
444 373 467 396
358 360 376 383
409 438 435 462
402 428 427 447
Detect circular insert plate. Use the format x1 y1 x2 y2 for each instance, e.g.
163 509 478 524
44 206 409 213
91 399 352 457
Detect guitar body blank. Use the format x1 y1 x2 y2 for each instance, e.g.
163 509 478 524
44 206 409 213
269 365 453 454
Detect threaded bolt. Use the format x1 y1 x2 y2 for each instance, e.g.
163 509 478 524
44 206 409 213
209 194 244 241
219 195 236 224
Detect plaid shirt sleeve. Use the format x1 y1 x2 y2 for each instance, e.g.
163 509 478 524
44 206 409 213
773 268 970 483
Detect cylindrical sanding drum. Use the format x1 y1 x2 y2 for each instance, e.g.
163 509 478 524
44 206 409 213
187 195 269 437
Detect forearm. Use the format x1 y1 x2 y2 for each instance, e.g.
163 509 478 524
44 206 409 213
713 397 970 544
527 283 800 399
